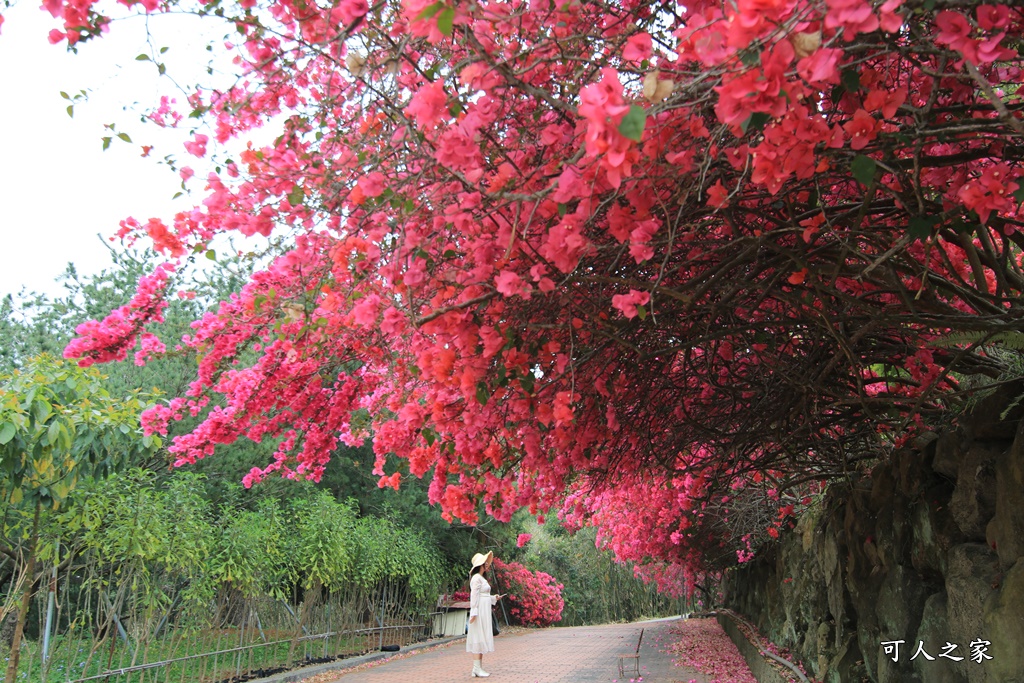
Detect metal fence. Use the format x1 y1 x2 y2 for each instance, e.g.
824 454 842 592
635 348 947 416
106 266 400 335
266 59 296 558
6 565 440 683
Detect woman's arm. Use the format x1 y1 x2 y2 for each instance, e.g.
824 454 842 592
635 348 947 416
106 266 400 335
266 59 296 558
469 575 481 623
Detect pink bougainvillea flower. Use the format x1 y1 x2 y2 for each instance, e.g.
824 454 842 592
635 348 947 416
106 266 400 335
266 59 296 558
405 81 448 130
706 180 729 208
359 171 387 198
797 47 842 84
183 133 209 157
622 32 653 63
825 0 880 38
611 289 650 318
495 269 528 297
843 109 881 150
977 4 1011 30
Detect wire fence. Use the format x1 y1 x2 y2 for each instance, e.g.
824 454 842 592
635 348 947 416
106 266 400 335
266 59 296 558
3 564 442 683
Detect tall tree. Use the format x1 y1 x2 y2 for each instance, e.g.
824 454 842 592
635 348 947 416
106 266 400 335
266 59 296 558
0 356 158 682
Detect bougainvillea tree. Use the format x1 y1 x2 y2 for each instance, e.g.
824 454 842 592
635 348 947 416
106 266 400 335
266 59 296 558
491 557 564 626
18 0 1024 585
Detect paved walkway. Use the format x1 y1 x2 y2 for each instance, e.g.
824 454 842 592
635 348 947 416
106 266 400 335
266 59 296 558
328 618 713 683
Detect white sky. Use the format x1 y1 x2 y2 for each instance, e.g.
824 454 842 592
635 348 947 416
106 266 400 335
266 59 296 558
0 4 231 300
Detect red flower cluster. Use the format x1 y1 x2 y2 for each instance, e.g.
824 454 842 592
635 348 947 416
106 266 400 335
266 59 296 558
63 263 174 367
491 558 564 627
39 0 1024 592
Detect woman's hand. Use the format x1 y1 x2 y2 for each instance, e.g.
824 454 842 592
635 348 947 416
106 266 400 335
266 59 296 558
469 616 477 624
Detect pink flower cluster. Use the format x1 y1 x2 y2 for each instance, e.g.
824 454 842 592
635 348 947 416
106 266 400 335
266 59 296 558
64 263 175 367
934 7 1016 65
578 67 639 188
491 558 564 627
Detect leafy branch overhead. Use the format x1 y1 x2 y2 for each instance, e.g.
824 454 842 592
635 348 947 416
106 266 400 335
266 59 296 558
0 356 160 508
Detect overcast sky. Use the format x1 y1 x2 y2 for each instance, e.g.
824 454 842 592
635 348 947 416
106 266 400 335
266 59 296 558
0 4 226 300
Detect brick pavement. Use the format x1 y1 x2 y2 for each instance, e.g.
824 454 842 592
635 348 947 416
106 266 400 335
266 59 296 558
328 618 715 683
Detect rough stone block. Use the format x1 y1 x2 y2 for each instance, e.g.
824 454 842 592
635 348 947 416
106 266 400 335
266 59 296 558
946 544 1000 683
950 444 1000 540
913 592 966 683
911 482 963 580
983 557 1024 683
877 565 929 643
986 419 1024 569
934 431 964 479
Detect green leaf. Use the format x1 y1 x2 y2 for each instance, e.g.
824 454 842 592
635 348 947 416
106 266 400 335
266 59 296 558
738 48 761 67
618 105 647 142
33 400 52 424
557 203 568 217
47 420 61 446
66 105 74 119
205 249 217 261
636 305 647 321
841 68 861 94
117 132 132 143
416 1 442 19
1012 186 1024 203
136 53 150 61
437 7 455 35
741 112 770 135
851 155 876 186
476 382 490 406
288 185 305 205
909 216 937 241
0 423 15 446
59 91 70 100
519 372 535 395
101 137 112 151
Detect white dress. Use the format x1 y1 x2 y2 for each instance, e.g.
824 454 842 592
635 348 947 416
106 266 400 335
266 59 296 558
466 573 497 654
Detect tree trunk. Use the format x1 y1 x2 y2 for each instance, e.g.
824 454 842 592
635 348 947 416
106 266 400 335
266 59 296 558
5 502 40 683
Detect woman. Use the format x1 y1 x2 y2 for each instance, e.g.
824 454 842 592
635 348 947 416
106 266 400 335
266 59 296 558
466 551 504 677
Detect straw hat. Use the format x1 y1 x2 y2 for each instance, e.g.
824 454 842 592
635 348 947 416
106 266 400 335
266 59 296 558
470 551 493 572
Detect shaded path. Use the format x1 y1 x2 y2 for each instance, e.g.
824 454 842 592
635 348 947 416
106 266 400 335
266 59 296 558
327 617 717 683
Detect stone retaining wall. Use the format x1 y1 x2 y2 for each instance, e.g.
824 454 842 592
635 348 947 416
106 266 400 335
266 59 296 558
724 387 1024 683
